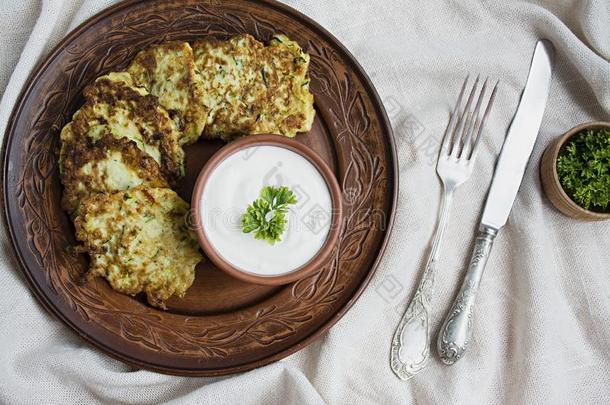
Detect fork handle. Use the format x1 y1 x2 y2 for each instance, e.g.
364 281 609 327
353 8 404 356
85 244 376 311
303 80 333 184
390 258 435 379
390 190 453 380
437 226 497 365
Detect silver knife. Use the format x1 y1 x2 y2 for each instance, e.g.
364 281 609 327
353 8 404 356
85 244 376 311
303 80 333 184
437 39 555 365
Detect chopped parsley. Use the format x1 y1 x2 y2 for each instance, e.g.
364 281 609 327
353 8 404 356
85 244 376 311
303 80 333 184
557 128 610 211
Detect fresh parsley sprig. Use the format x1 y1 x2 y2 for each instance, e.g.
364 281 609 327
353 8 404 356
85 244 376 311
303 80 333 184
557 128 610 211
241 186 297 244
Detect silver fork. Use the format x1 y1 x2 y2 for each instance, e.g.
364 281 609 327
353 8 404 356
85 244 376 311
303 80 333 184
390 75 498 380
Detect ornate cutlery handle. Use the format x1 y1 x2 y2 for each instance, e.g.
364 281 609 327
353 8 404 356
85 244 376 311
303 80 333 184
390 191 453 380
390 260 435 380
437 226 496 365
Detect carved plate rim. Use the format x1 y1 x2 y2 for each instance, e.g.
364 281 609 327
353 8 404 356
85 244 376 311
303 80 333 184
1 0 398 376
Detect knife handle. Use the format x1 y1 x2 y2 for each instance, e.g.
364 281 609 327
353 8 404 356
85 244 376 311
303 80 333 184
437 226 496 365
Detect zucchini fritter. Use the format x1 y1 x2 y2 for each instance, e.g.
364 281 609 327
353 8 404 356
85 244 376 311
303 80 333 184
59 131 168 216
259 34 315 136
128 41 208 145
75 187 203 309
60 72 185 182
193 34 264 139
192 34 315 140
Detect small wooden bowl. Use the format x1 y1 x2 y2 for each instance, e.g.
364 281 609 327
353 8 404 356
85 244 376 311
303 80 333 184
191 134 343 285
540 121 610 221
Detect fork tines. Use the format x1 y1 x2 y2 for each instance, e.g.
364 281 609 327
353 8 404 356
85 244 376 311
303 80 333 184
441 75 499 161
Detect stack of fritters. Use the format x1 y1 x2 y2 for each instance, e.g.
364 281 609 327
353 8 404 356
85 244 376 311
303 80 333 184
59 72 183 216
59 34 315 308
128 34 315 142
60 72 201 309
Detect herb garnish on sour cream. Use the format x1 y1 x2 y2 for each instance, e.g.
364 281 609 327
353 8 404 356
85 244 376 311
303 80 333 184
241 186 297 244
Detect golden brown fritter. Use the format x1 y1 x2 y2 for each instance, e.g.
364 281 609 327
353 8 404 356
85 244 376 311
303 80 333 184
60 72 185 183
258 34 315 136
59 131 168 216
192 34 315 140
192 34 265 139
128 41 208 145
74 187 203 309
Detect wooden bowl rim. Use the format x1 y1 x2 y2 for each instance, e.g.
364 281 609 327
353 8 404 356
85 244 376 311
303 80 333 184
191 134 343 285
546 121 610 219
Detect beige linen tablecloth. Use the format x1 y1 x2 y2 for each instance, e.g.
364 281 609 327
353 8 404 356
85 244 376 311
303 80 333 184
1 1 609 404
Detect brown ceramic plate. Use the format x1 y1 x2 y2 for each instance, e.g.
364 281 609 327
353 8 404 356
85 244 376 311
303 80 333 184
2 0 397 376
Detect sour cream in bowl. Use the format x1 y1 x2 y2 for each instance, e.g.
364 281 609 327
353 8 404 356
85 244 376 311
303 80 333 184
191 134 342 285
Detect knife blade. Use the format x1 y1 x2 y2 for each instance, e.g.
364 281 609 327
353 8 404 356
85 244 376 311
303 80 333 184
437 39 555 365
482 39 555 230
